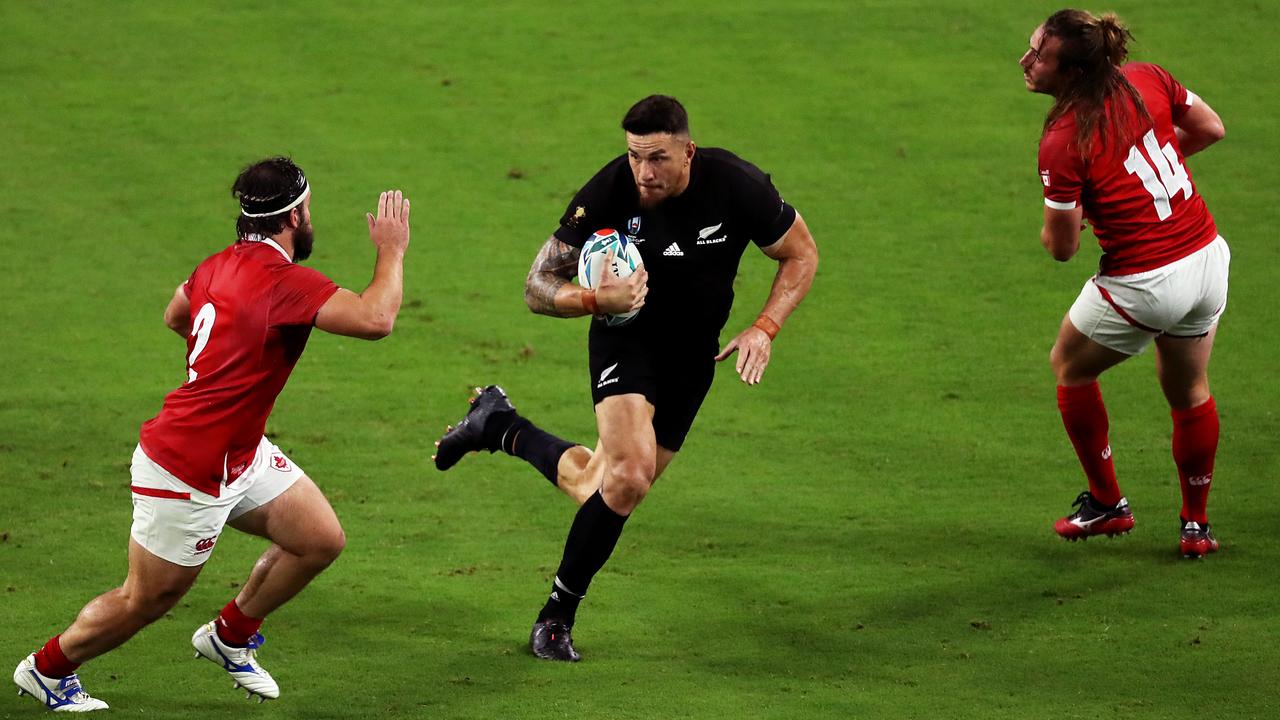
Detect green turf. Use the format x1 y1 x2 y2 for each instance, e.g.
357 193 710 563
2 1 1279 718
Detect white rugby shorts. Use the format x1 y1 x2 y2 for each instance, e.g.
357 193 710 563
1068 236 1230 355
129 437 304 566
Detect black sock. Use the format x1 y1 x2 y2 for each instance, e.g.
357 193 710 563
538 577 585 625
537 491 629 626
501 417 575 486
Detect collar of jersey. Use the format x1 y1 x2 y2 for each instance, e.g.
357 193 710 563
243 234 292 263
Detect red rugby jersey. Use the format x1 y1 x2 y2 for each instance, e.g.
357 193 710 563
1039 63 1217 275
139 238 338 496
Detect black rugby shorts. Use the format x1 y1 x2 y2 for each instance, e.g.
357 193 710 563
587 330 716 452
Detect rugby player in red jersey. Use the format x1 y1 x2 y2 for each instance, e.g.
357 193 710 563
1022 10 1228 557
14 158 411 710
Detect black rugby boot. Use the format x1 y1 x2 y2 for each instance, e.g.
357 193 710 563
433 385 517 470
529 619 581 662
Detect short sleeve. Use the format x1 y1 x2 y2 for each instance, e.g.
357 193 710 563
182 251 220 296
552 157 628 248
270 264 339 327
735 171 796 247
1151 64 1193 122
1038 127 1085 211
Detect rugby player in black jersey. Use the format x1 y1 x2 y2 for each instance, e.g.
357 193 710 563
434 95 818 661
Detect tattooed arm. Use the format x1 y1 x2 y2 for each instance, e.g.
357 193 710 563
524 234 650 318
524 235 590 317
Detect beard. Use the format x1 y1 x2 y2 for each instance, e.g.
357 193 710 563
293 221 315 262
637 184 667 209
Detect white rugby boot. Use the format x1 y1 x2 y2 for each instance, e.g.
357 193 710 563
13 653 109 712
191 621 279 702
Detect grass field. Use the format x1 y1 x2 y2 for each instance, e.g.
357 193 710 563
3 1 1279 718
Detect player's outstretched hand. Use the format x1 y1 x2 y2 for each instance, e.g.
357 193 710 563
595 249 648 315
366 190 411 254
715 325 772 385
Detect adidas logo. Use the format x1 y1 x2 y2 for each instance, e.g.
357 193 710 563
662 242 684 257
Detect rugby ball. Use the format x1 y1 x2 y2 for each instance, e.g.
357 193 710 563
577 228 644 326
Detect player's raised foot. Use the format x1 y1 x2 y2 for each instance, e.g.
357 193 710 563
13 654 108 712
191 621 279 702
433 385 517 471
529 619 581 662
1180 518 1219 559
1054 491 1135 541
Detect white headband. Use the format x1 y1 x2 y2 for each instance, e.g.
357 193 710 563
240 181 311 218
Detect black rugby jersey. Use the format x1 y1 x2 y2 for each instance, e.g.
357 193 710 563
553 147 796 340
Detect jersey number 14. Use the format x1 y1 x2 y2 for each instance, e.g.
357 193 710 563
1123 129 1193 221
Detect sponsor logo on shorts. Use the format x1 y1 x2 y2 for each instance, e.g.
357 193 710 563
194 536 218 554
1040 170 1051 187
596 362 620 389
271 454 291 472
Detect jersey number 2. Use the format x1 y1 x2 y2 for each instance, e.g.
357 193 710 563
187 302 216 383
1123 129 1192 221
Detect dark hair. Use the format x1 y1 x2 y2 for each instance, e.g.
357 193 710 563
1041 9 1150 156
621 95 690 136
232 156 307 238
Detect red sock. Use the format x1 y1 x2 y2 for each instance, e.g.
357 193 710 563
1057 383 1122 506
33 635 78 679
1172 397 1218 525
215 599 263 647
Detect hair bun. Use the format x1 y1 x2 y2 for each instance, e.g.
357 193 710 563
1096 13 1132 65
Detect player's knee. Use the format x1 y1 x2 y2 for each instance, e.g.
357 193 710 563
124 584 188 623
308 527 346 567
1165 379 1211 410
1050 344 1084 384
1049 343 1068 379
606 459 655 509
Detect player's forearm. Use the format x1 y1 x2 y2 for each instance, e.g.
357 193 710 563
165 306 192 336
163 285 191 336
1040 226 1079 261
1175 99 1225 158
525 273 593 318
759 252 817 330
1175 126 1223 158
357 247 405 335
167 318 192 337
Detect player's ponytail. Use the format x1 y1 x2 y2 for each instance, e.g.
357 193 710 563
1041 9 1151 157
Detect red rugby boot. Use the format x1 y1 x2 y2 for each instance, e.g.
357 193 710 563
1054 491 1135 540
1179 519 1219 559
